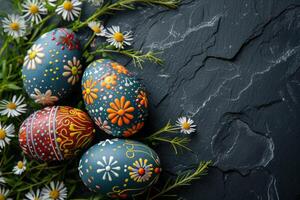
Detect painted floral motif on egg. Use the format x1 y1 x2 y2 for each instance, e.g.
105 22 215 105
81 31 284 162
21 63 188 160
22 28 82 106
78 139 161 198
19 106 95 161
81 59 149 137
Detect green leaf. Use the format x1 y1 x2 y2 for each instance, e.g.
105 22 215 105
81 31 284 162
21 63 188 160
5 83 22 90
1 59 8 78
86 55 95 63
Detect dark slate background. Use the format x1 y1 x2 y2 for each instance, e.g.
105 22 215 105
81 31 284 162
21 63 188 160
2 0 300 199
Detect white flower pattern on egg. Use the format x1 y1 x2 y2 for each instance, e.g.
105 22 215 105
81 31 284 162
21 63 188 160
24 44 45 70
96 156 121 181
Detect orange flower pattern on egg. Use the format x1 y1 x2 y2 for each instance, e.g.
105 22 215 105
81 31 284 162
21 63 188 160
101 74 118 89
123 122 145 137
107 96 135 126
137 91 148 108
111 62 128 75
81 59 148 137
82 79 99 104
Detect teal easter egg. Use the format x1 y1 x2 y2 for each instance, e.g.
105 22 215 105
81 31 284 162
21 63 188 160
81 59 149 137
78 139 162 198
22 28 82 106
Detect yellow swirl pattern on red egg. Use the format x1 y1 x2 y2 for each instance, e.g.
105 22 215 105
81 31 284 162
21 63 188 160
55 106 95 159
19 106 95 161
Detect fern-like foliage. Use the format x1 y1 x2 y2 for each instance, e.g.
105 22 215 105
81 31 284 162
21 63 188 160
149 161 211 200
72 0 180 30
145 122 191 154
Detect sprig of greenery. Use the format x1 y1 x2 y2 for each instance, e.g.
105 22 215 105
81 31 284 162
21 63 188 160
72 0 180 30
146 121 178 139
151 136 191 154
148 161 211 200
91 48 163 68
145 122 191 154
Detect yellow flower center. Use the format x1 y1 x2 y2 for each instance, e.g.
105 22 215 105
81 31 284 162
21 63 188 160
85 88 91 94
117 109 125 116
34 198 40 200
6 102 17 110
9 22 20 31
0 194 6 200
0 129 6 140
113 32 124 42
104 76 113 84
91 25 101 34
29 51 37 59
71 66 78 75
29 4 39 14
17 161 24 169
182 122 191 130
63 1 73 11
49 189 60 199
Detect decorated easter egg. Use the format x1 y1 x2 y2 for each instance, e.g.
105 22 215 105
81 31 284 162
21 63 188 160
78 139 161 198
22 28 82 106
19 106 95 161
81 59 148 137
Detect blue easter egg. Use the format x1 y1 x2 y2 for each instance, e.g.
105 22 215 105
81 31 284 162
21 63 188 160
81 59 149 137
78 139 162 198
22 28 82 106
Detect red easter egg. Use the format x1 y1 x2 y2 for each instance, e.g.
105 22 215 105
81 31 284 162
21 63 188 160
19 106 95 161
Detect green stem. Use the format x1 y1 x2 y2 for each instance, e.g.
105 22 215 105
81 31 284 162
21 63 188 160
83 33 96 51
91 48 122 55
149 162 211 200
72 4 108 30
91 48 163 67
73 0 179 30
145 122 179 141
151 136 191 153
27 13 55 44
147 128 179 139
0 39 9 57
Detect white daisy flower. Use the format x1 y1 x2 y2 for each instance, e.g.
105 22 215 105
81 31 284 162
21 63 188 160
176 116 196 134
106 26 133 49
0 172 5 184
30 88 59 106
24 44 45 70
24 189 42 200
1 14 27 39
22 0 48 24
12 158 27 175
88 21 106 37
55 0 82 21
87 0 104 6
41 181 67 200
43 0 57 7
0 95 27 117
0 186 12 200
0 123 14 150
